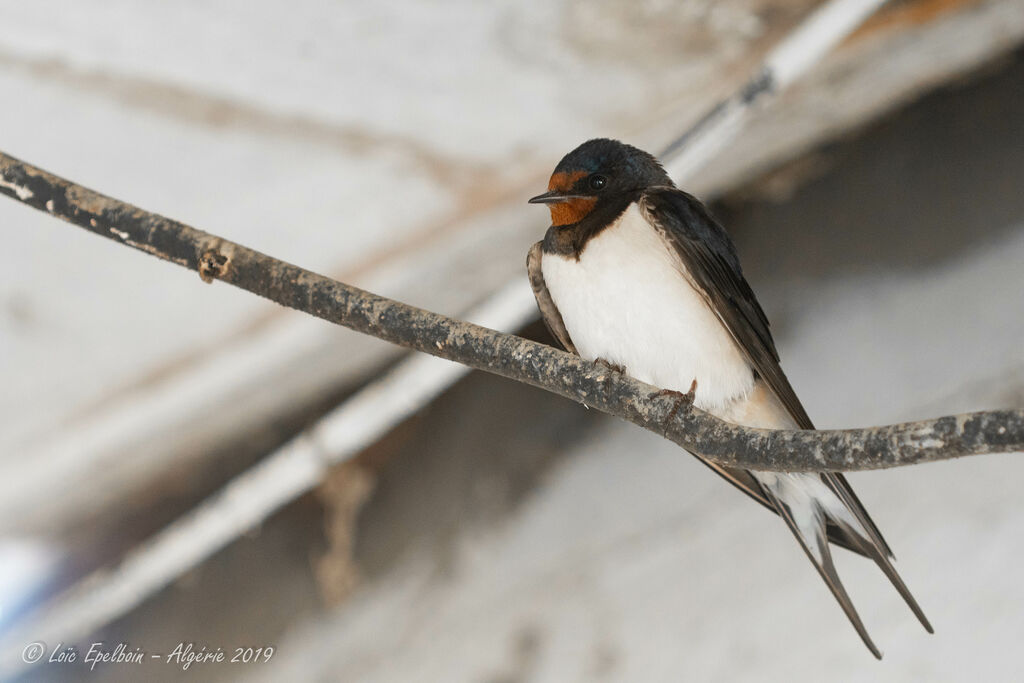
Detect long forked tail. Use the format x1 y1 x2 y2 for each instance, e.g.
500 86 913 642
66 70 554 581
754 472 933 659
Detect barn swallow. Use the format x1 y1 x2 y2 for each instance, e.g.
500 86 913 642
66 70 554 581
526 138 931 658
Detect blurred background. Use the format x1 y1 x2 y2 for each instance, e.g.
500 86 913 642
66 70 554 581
1 0 1023 681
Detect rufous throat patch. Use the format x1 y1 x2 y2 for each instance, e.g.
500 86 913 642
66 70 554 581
550 197 597 226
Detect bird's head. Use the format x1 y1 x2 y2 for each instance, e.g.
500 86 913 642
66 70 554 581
529 138 673 227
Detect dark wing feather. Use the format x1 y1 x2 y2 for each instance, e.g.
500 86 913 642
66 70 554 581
527 242 577 354
639 187 813 429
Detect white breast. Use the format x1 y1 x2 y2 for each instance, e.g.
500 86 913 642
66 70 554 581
541 203 755 412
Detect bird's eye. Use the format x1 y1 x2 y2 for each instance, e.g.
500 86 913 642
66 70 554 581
588 174 607 191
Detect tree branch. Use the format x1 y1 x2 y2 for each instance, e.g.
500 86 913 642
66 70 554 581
2 150 1022 472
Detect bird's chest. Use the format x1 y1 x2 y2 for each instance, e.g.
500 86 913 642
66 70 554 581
541 204 754 409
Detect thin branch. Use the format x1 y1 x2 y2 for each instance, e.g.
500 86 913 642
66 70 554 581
2 150 1022 473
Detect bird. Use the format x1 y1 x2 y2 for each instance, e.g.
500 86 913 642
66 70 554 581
526 138 931 658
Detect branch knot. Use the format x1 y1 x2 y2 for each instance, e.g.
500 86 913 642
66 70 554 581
198 243 231 283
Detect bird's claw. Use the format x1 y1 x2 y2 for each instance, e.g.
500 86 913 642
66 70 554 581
593 357 626 374
652 379 698 425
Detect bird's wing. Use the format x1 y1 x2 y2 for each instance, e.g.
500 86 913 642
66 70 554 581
639 187 813 429
527 241 578 354
639 188 894 555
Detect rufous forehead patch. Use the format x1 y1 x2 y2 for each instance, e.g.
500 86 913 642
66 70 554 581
548 170 587 192
549 197 597 226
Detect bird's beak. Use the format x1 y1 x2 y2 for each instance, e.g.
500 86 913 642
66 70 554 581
528 190 585 204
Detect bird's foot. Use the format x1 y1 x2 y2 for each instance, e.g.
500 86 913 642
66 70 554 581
652 379 698 425
593 357 626 374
